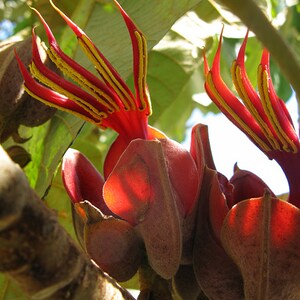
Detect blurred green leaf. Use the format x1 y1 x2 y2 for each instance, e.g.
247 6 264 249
43 165 77 241
23 112 84 198
0 275 30 300
194 0 221 23
146 32 203 141
72 0 203 78
270 58 293 101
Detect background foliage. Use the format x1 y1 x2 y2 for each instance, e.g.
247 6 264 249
0 0 299 298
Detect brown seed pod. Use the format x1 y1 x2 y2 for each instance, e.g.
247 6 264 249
0 37 57 143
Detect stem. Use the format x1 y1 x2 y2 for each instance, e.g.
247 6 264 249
276 152 300 208
218 0 300 102
0 146 134 300
138 259 173 299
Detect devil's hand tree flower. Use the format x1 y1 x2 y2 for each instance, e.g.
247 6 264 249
16 0 157 178
16 0 200 283
196 30 300 299
204 29 300 208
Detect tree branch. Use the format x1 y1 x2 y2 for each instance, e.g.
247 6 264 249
0 146 135 300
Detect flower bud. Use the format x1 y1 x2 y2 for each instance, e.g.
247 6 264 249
229 163 275 205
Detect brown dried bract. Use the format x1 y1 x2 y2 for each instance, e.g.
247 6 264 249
0 37 57 143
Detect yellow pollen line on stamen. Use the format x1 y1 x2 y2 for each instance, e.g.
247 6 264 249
47 47 116 114
135 31 149 111
258 66 297 153
232 63 280 151
23 85 102 126
30 62 108 121
78 36 135 111
207 72 271 152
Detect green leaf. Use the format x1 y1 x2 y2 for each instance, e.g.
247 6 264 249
72 0 203 78
270 58 293 102
194 0 221 23
23 112 84 198
146 33 203 141
43 165 77 241
0 275 29 300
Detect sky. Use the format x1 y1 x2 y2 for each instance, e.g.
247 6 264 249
0 20 14 40
183 95 298 196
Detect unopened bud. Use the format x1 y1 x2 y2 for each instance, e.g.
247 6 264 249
230 163 274 205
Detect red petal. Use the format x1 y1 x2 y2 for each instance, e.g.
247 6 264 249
104 139 182 278
30 30 109 115
103 125 166 178
229 164 275 205
190 123 215 171
259 50 299 150
62 149 111 215
103 141 151 225
15 50 101 123
50 0 136 111
159 138 199 215
209 170 230 242
204 30 270 152
222 195 300 298
193 168 243 299
114 0 151 114
84 217 143 282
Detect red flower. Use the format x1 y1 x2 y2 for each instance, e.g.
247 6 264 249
194 31 300 299
16 1 200 281
15 0 161 177
204 28 300 208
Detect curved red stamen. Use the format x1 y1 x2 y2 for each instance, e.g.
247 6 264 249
15 49 101 123
30 30 110 116
259 50 299 149
205 29 270 151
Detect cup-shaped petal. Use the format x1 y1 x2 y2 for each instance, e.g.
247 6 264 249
159 138 199 216
190 123 216 171
104 139 182 279
62 149 111 215
85 215 143 282
71 200 143 282
193 168 244 299
103 140 151 226
221 194 300 299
